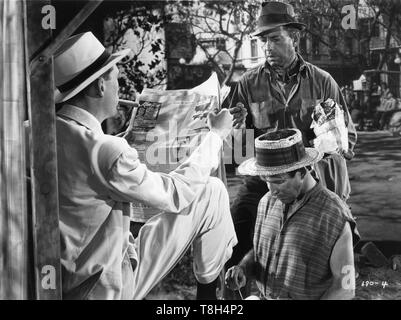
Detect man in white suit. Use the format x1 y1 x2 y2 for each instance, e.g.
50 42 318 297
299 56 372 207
54 32 237 300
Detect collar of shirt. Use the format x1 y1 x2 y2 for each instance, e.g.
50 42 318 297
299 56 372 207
272 56 298 81
57 104 104 135
263 53 309 83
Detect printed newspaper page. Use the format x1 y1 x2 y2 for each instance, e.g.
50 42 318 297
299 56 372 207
125 72 227 222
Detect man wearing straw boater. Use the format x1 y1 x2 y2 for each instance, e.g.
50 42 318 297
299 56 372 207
226 1 357 298
54 32 237 300
225 129 359 300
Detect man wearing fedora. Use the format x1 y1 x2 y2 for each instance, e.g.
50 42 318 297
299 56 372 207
54 32 237 299
225 1 357 297
225 129 359 299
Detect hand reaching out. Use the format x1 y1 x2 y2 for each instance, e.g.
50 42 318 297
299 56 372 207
229 102 247 129
208 109 233 140
225 265 247 291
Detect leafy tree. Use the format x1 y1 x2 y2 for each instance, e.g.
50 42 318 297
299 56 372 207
103 0 400 100
103 1 168 101
287 0 365 67
164 0 391 85
289 0 401 71
165 0 261 85
363 0 401 70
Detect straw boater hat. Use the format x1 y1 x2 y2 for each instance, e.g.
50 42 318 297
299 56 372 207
54 32 131 103
252 1 306 37
238 129 323 176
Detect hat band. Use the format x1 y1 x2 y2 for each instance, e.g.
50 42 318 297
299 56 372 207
255 141 305 167
58 50 111 93
258 13 295 27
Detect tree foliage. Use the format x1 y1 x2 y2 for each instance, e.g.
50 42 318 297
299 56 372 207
165 0 400 82
166 0 261 85
289 0 401 70
102 0 400 97
364 0 401 69
104 2 167 100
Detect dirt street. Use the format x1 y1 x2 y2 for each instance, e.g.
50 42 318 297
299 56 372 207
347 131 401 242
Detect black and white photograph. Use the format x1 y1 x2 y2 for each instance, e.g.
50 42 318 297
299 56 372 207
1 0 401 308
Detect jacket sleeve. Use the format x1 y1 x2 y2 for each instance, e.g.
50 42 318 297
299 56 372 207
228 77 254 129
96 132 223 214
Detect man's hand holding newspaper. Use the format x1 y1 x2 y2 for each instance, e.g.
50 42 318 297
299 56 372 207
120 73 231 222
208 109 233 141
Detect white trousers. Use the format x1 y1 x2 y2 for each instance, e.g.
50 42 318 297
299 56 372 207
124 177 237 300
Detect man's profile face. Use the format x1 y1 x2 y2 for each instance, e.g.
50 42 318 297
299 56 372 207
260 171 303 204
258 28 297 68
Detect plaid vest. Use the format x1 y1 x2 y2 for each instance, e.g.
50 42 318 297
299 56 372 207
253 182 358 300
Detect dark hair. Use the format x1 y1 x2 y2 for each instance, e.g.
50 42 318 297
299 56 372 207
283 26 301 50
287 166 310 178
284 26 301 37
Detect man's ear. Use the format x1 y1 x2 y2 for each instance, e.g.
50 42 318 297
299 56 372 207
296 170 306 181
293 33 300 50
93 77 106 98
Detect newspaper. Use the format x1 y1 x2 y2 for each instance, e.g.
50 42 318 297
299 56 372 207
124 72 228 222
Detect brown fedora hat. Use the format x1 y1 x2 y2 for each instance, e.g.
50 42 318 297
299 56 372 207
252 1 306 37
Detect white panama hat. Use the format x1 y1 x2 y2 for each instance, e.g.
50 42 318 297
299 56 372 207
238 128 323 176
53 32 131 103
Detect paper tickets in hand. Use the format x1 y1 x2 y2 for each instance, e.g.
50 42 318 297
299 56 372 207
310 98 348 155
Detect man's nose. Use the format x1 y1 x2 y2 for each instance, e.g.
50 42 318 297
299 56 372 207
262 41 274 51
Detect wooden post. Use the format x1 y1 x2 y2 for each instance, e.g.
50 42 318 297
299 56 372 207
30 0 102 72
26 0 61 300
26 0 103 300
0 0 29 300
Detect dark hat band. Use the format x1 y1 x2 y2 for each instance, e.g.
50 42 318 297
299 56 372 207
58 50 111 93
258 13 295 27
255 141 305 167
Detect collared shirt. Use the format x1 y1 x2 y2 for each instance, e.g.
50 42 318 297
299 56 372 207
230 54 357 200
230 54 356 149
253 182 360 300
56 104 223 299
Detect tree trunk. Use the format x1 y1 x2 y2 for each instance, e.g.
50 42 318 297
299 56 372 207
377 10 395 71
